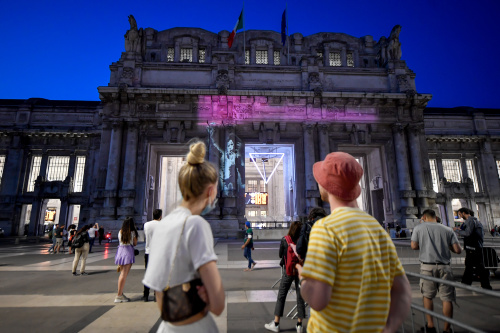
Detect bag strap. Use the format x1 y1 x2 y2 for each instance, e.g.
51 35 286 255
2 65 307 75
165 216 189 291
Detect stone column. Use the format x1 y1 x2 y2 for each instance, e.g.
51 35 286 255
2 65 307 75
323 46 329 67
444 198 455 227
120 122 139 215
103 122 123 212
341 46 347 67
193 43 199 63
460 155 469 181
250 44 256 65
174 41 180 62
436 154 445 180
392 123 417 222
407 123 428 209
318 124 330 161
59 198 69 227
303 123 319 211
478 139 500 225
268 44 274 65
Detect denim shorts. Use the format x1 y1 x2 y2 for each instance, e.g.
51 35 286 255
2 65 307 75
420 263 456 302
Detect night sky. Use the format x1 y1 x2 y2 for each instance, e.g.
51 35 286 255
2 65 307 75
1 0 499 108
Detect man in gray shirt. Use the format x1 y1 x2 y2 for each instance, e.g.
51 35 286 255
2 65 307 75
411 209 462 333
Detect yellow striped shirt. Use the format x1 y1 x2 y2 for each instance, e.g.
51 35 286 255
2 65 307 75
301 207 405 333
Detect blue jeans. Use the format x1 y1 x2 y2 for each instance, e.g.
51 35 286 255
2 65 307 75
48 237 56 252
243 246 255 269
89 237 95 252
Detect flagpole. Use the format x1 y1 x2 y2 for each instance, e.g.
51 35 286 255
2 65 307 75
243 1 246 64
286 2 289 65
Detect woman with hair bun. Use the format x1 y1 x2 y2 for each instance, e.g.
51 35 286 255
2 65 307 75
114 217 138 303
143 141 225 332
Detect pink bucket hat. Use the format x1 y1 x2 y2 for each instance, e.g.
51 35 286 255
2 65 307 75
312 152 363 201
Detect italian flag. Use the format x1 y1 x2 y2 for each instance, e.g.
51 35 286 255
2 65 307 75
228 9 244 48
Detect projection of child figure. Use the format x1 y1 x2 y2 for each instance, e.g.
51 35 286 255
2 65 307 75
208 127 244 193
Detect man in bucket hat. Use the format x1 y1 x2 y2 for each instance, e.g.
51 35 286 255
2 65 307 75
296 152 411 333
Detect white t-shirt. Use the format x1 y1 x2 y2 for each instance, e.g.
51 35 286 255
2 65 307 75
144 219 160 254
142 206 218 291
118 230 136 246
88 227 98 238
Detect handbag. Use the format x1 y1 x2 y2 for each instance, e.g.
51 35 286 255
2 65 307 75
134 248 139 256
161 216 207 323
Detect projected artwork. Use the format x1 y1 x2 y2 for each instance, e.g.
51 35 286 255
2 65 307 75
208 127 245 194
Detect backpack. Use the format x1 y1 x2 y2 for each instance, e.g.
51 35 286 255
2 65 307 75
71 234 85 249
284 235 300 276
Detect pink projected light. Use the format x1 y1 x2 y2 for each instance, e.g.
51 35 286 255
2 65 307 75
249 153 284 184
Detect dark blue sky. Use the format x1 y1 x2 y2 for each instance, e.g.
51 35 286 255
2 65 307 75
1 0 499 108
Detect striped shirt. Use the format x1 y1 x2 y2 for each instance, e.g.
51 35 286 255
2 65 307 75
301 207 405 333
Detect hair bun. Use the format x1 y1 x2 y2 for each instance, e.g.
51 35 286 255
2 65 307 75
187 142 206 165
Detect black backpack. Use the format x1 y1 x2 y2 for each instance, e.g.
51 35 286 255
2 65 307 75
71 234 85 249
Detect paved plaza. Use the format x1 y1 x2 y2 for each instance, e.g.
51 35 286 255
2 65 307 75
0 238 499 333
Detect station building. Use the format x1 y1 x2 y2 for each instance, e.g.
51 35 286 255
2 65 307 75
1 18 499 237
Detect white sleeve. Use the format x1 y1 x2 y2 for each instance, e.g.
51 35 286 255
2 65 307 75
186 217 218 271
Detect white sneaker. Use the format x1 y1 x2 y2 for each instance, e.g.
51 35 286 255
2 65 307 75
264 320 280 332
114 295 130 303
296 324 303 333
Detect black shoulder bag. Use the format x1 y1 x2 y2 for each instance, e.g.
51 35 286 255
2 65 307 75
161 216 206 323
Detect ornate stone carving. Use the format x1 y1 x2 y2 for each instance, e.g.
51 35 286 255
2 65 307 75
399 190 416 198
233 104 252 120
122 67 134 79
216 69 229 95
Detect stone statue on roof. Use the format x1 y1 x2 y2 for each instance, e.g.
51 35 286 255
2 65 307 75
387 25 402 61
125 15 142 53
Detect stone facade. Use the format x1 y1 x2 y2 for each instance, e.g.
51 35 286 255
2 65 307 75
0 19 498 236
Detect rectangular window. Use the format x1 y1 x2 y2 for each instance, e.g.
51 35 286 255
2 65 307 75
180 48 192 62
46 156 70 181
273 50 280 65
247 180 258 192
73 156 86 193
0 155 5 186
256 50 268 64
260 211 267 217
466 159 480 192
245 50 250 64
27 156 42 192
259 180 266 192
429 159 439 192
198 49 206 63
329 52 341 66
442 159 462 183
167 47 174 62
347 52 354 67
247 210 257 217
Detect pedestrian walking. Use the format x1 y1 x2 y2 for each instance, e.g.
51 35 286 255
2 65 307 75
114 217 138 303
142 208 162 302
71 225 90 276
296 207 327 260
411 209 462 333
241 221 256 271
47 224 57 253
265 221 306 333
142 141 224 332
296 152 411 333
98 226 105 245
454 208 492 289
54 225 64 254
88 223 98 253
67 227 76 255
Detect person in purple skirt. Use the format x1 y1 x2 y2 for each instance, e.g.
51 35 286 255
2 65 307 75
114 217 138 303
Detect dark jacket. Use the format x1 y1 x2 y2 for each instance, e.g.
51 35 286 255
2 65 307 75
279 237 287 267
457 216 483 250
296 217 323 260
